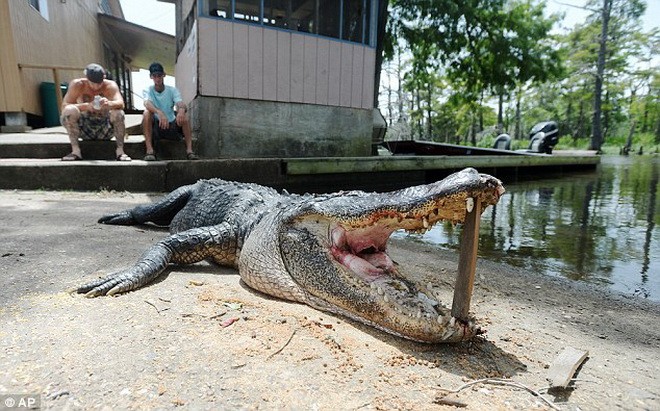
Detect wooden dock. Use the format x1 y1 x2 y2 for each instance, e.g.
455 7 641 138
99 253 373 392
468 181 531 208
0 118 600 193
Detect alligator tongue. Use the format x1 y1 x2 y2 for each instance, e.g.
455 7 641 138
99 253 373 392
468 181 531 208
359 251 394 271
330 224 395 282
331 248 382 280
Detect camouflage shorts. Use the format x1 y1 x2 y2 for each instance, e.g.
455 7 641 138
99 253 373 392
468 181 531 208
78 112 115 140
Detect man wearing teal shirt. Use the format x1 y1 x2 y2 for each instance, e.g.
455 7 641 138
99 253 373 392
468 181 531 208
142 62 198 160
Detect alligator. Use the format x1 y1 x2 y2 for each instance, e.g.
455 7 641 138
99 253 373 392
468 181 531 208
75 168 504 343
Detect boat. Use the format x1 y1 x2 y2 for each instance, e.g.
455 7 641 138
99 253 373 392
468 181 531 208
383 140 538 156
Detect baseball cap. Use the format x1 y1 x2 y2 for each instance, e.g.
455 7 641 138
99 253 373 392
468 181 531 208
149 62 165 75
85 63 105 84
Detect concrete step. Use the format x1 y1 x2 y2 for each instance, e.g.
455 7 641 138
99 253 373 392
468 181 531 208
0 134 187 161
0 157 286 192
0 114 191 161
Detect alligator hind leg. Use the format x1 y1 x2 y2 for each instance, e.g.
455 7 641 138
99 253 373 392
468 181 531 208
76 222 239 297
98 185 194 226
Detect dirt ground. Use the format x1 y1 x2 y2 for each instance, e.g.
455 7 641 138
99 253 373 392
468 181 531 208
0 189 658 410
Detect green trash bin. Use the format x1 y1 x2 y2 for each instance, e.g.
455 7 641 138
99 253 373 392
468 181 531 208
40 82 68 127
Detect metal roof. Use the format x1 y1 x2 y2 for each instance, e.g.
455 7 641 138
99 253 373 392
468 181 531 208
97 13 176 74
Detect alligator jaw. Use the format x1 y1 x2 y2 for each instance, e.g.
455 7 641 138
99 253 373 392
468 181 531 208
277 169 504 343
281 205 493 341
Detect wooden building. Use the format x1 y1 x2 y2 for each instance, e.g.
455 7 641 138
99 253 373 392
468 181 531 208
0 0 174 131
165 0 388 158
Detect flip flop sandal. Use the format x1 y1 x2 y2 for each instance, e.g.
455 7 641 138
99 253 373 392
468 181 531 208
62 153 82 161
143 153 156 161
186 152 200 160
116 153 132 162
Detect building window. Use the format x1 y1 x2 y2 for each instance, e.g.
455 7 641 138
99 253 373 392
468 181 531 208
317 1 341 39
234 0 261 23
205 0 375 46
209 0 231 18
343 0 369 43
28 0 49 20
179 3 197 55
100 0 113 15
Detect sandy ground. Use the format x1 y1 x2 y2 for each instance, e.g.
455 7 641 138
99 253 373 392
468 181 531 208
0 189 658 410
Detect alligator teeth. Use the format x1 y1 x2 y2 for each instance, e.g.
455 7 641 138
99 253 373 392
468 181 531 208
442 325 456 340
466 197 474 213
422 217 429 228
416 291 437 307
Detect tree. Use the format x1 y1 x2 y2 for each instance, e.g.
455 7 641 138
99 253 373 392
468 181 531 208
585 0 646 151
510 0 657 149
388 0 561 136
374 0 391 108
488 0 563 129
379 0 658 149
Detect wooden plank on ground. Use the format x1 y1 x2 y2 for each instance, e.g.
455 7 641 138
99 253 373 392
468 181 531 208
546 346 589 388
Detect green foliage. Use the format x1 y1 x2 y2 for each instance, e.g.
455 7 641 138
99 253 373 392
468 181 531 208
554 136 592 150
553 133 659 154
389 0 561 101
380 0 659 149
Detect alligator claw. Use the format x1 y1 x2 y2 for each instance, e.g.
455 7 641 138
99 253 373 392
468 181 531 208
76 271 136 297
98 211 134 225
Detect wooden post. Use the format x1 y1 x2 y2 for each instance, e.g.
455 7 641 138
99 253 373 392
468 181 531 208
451 197 482 321
52 68 63 115
18 65 25 111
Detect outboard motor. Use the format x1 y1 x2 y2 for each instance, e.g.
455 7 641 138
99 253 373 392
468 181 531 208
493 133 512 150
528 121 559 154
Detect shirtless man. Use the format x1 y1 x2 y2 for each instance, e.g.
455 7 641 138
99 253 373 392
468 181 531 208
60 63 130 161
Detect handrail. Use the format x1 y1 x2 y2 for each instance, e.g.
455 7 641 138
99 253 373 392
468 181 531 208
18 64 84 116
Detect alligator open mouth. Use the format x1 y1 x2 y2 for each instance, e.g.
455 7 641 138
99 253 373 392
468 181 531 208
330 223 395 281
281 192 499 342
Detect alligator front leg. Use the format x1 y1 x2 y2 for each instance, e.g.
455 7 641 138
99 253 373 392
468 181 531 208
75 222 238 297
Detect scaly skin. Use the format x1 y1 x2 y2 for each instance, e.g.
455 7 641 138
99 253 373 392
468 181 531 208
76 168 504 343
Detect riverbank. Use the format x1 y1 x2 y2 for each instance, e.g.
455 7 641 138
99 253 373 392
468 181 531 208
0 189 658 410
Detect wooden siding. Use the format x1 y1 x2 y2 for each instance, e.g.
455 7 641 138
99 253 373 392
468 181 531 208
197 18 375 110
175 20 198 104
0 1 21 112
2 0 105 115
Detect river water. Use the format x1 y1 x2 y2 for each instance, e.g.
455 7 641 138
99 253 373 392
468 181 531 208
397 156 660 302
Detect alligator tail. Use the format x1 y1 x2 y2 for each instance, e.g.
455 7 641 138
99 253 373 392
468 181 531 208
98 185 194 226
